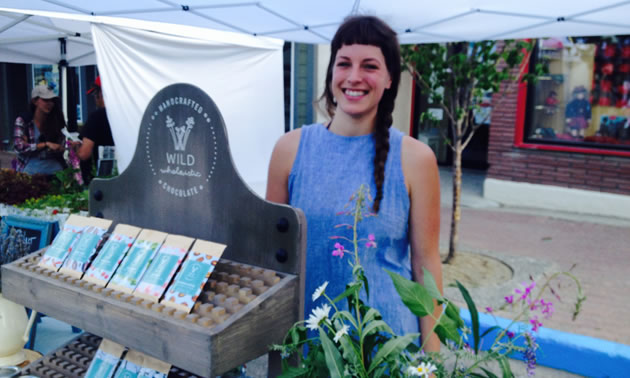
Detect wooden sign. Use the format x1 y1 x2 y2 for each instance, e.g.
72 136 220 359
89 84 306 276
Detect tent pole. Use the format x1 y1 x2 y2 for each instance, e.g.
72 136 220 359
289 42 295 131
59 37 68 123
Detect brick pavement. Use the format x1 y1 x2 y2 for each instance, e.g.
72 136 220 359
439 168 630 346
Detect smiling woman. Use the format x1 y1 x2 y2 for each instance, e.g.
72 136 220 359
266 15 443 354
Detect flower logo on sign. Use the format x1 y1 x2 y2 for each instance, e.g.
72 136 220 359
166 115 194 151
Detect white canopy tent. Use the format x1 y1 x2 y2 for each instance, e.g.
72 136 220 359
2 0 630 186
2 0 630 49
0 8 286 190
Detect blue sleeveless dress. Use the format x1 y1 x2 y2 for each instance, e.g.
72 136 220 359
289 123 418 336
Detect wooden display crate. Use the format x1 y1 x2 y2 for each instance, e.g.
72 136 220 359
2 84 307 377
2 251 298 377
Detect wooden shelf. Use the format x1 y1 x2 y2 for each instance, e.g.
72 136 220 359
2 251 299 377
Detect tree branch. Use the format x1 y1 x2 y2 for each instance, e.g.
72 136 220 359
407 63 458 126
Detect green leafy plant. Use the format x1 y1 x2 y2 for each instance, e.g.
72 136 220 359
273 185 584 377
49 166 84 195
402 40 547 264
18 190 88 214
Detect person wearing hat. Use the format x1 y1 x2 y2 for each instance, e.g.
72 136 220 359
76 76 115 182
13 84 67 175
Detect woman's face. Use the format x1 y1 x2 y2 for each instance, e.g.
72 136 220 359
331 44 392 121
33 97 55 114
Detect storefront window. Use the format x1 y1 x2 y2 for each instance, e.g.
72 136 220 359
525 36 630 151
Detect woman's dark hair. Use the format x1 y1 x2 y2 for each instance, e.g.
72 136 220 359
30 96 66 143
321 15 401 213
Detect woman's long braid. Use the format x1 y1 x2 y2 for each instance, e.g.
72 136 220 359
372 104 393 213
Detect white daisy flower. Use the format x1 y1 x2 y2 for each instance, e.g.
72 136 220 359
333 324 349 343
312 281 329 302
407 361 437 377
305 303 331 331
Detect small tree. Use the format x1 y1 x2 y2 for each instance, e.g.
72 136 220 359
402 40 544 264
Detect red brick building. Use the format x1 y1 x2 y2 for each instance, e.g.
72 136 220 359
484 37 630 218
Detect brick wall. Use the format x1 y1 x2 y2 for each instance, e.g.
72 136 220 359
487 83 630 196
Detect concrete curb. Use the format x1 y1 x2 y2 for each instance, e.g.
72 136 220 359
460 309 630 377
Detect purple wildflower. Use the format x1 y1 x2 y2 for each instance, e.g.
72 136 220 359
485 306 493 313
506 331 515 339
505 295 514 304
540 299 554 318
523 332 538 376
332 243 345 258
529 316 542 332
365 234 377 248
515 281 536 301
523 281 536 299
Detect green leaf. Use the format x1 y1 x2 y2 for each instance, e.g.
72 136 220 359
444 301 464 329
278 366 309 378
367 333 420 374
456 280 480 354
360 270 370 299
480 367 499 378
371 364 388 378
332 282 360 303
319 328 344 378
339 333 362 372
422 267 444 303
480 325 503 339
333 310 358 330
498 355 515 378
362 320 394 339
361 307 381 326
435 314 461 345
386 269 434 317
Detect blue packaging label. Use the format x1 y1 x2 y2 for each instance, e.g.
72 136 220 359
141 254 180 286
93 240 128 272
45 230 77 259
68 233 101 263
40 224 83 269
85 233 135 283
170 260 212 296
85 349 119 378
110 240 160 289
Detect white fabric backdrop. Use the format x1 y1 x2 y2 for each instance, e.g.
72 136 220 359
91 23 284 189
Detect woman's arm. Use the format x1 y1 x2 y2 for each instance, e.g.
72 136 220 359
265 129 302 204
401 135 443 353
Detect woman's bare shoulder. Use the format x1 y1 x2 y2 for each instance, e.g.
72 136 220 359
401 135 438 171
274 128 302 155
266 128 303 203
400 135 439 193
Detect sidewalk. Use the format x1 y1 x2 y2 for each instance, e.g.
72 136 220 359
439 167 630 346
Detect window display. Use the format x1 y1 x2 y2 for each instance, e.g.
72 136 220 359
526 36 630 150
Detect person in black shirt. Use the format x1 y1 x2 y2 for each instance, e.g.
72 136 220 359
77 76 115 182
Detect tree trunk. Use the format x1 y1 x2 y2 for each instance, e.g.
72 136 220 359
444 140 462 264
